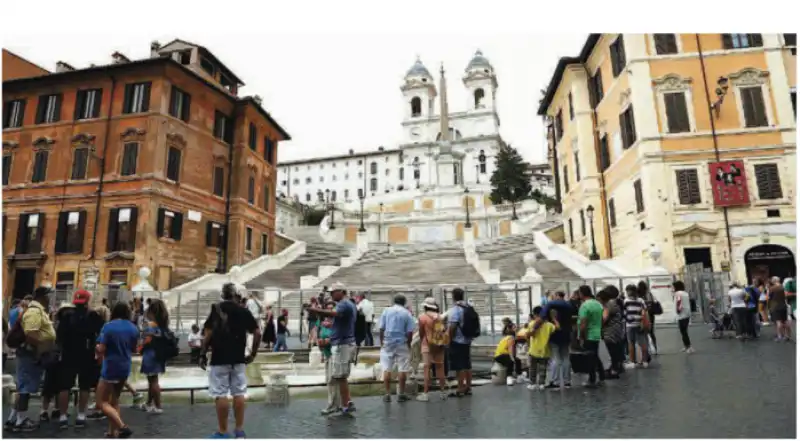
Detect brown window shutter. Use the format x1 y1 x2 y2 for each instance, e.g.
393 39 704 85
749 34 763 47
77 211 87 254
15 214 28 254
676 169 701 205
634 179 644 213
55 212 67 253
141 83 151 112
755 164 782 200
172 212 183 241
206 221 213 247
127 207 138 252
156 208 166 238
722 34 733 49
608 199 617 227
106 208 119 252
36 214 46 253
181 93 191 122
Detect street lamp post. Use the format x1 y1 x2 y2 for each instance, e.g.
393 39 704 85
509 186 518 221
378 202 384 242
358 190 366 232
464 187 472 228
475 164 480 184
586 204 600 261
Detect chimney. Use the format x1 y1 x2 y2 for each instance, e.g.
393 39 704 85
111 51 131 64
348 149 354 155
56 61 75 73
252 95 263 106
378 146 385 151
150 41 161 58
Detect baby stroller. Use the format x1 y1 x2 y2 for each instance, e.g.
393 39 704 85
709 307 736 339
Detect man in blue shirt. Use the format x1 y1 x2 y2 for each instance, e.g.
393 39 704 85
306 282 357 415
378 295 415 402
539 291 574 389
448 288 474 397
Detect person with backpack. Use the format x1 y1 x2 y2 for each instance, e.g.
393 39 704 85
54 290 105 429
140 299 175 414
6 286 57 433
525 306 558 390
377 294 415 403
447 288 480 397
416 297 449 402
200 283 261 438
577 286 606 388
638 281 660 356
538 291 574 389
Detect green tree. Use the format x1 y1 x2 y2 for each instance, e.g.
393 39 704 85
489 145 533 218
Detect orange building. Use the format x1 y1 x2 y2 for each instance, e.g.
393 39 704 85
2 49 50 82
2 40 290 298
538 33 796 282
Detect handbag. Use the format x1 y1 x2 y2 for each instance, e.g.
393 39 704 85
5 319 26 349
651 301 663 316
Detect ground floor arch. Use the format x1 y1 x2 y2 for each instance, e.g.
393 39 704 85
744 244 796 283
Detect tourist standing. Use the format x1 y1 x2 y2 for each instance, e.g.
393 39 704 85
263 306 276 350
358 294 375 347
7 287 56 432
525 306 557 390
200 283 261 438
274 313 290 352
784 277 796 322
95 302 139 438
623 285 650 368
745 279 761 338
673 281 694 352
577 286 605 387
599 287 626 378
188 324 203 363
417 298 449 401
448 288 480 397
728 282 748 340
354 298 367 347
638 281 659 355
54 290 105 429
757 278 770 325
768 277 791 342
378 295 416 402
306 282 357 415
306 297 319 349
316 302 341 414
539 291 573 389
141 299 172 414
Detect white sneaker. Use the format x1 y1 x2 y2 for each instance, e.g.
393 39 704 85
505 377 515 386
641 362 649 369
146 406 163 414
538 384 547 391
516 376 528 384
526 384 539 391
686 347 695 354
624 362 637 370
680 347 687 352
416 393 429 402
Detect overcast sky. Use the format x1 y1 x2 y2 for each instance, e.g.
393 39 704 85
5 32 586 164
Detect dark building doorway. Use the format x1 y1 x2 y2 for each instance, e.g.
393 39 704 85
684 247 713 270
745 244 796 283
12 268 37 299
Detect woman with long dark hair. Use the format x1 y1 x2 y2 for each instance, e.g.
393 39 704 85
140 299 170 413
96 302 139 438
599 286 626 378
263 306 276 350
638 281 657 357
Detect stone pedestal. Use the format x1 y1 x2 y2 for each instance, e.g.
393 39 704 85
3 374 14 405
462 227 475 249
264 373 290 405
490 362 507 385
356 231 369 254
644 246 678 324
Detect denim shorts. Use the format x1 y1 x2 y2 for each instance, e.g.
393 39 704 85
15 352 43 395
626 327 647 346
208 364 248 398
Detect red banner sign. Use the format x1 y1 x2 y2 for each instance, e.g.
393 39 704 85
709 160 749 207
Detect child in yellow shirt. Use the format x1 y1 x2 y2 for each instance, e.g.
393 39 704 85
526 306 559 390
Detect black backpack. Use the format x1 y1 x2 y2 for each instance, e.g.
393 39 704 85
458 304 481 339
155 328 180 361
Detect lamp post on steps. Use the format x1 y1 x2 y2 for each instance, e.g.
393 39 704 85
358 189 366 233
587 204 600 261
464 187 472 229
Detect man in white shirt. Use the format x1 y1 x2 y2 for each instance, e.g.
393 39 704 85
244 289 263 357
358 295 375 347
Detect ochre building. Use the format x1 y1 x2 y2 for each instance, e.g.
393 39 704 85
538 33 796 283
2 40 290 298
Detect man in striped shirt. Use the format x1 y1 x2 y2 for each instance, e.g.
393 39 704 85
623 285 649 369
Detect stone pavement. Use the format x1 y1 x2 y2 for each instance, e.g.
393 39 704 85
3 325 795 438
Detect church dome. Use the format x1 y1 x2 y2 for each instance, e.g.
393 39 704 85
465 50 493 73
405 57 433 81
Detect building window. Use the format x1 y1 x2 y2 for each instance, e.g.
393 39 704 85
75 89 102 120
248 176 255 204
664 92 691 133
589 71 604 108
166 147 181 182
675 169 702 205
411 97 421 117
122 82 151 114
633 179 644 213
331 190 337 201
31 150 49 183
35 93 62 124
574 152 580 182
157 208 183 240
261 233 268 255
3 154 12 185
554 110 564 141
212 166 225 196
567 218 574 243
201 58 216 75
206 221 224 248
264 138 274 164
121 142 138 176
305 193 311 202
15 213 44 254
248 123 257 151
653 34 678 54
399 167 404 181
245 227 253 252
754 163 782 200
370 162 377 175
107 207 138 253
474 88 485 109
332 175 337 182
608 199 617 228
740 86 769 128
785 33 797 55
385 168 390 177
568 93 574 120
370 178 378 192
722 33 763 49
344 189 350 200
791 89 797 117
214 111 233 143
55 211 86 254
620 106 637 149
599 135 610 171
263 184 270 210
169 86 191 122
305 177 312 184
70 147 90 180
319 176 324 183
3 99 26 129
610 35 627 78
579 209 586 236
562 165 569 193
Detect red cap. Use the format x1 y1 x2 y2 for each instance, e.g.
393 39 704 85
73 290 92 305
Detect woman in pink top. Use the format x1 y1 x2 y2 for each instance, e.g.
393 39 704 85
416 298 448 402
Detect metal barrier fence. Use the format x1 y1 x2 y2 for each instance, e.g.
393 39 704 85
60 271 731 339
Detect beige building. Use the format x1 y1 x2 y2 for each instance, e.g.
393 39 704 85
538 33 796 283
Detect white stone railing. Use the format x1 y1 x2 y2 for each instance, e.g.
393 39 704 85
533 228 623 279
325 200 541 227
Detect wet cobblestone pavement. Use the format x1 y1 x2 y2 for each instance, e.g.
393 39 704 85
3 325 795 438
